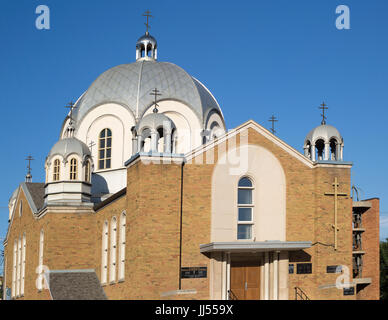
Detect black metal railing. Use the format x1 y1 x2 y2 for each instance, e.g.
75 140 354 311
295 287 310 300
228 290 238 300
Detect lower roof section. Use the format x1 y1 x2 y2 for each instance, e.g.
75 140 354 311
46 269 107 300
200 241 312 253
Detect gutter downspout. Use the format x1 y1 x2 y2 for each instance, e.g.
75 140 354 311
178 160 185 290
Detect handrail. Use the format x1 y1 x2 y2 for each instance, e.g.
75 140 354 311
228 290 238 300
295 287 310 300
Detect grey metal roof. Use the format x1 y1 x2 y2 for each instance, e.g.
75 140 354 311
72 60 223 126
136 112 175 133
137 33 157 47
48 137 91 160
305 124 342 144
47 270 107 300
23 183 45 213
200 241 312 253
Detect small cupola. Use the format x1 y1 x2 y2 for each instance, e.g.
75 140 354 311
132 88 176 154
44 127 94 205
136 32 158 60
136 11 157 60
134 112 176 154
304 102 344 162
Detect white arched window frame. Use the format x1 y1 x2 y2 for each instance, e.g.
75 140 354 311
53 159 60 181
237 177 254 240
101 221 109 284
12 240 17 298
85 160 91 183
21 233 26 296
19 201 22 217
38 229 44 291
16 237 21 297
109 216 117 284
98 128 112 170
118 212 126 281
69 158 78 180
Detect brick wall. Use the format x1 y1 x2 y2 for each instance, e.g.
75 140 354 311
3 123 379 300
356 198 380 300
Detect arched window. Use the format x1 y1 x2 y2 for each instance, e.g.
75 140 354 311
119 212 126 281
85 161 91 183
109 216 117 283
53 159 60 181
101 221 109 284
330 138 338 161
19 201 22 217
12 240 17 298
98 129 112 170
70 158 78 180
17 237 21 297
21 233 26 296
38 229 44 291
237 177 254 240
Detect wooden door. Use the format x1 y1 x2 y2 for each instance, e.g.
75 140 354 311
230 262 260 300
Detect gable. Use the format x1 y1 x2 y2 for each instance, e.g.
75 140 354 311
185 120 314 168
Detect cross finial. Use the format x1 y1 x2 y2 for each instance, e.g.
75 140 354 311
65 101 77 124
319 101 328 125
88 141 96 155
268 115 278 135
143 10 153 35
25 155 34 182
150 88 162 113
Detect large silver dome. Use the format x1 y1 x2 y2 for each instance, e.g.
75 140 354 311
72 60 224 126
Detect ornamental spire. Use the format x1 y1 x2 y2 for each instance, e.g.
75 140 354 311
143 10 152 35
319 101 328 125
268 115 278 135
65 101 77 137
25 155 34 182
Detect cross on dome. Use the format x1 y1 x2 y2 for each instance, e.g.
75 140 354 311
150 88 162 113
143 10 153 35
319 101 328 125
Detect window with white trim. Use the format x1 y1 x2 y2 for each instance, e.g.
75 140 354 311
38 229 44 291
12 240 17 298
17 237 21 297
118 212 126 281
101 220 109 284
109 216 117 283
85 160 91 183
70 158 78 180
98 129 112 170
237 177 254 240
53 159 60 181
19 201 22 217
21 233 26 296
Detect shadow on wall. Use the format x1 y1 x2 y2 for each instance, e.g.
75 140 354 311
289 250 312 263
91 173 109 202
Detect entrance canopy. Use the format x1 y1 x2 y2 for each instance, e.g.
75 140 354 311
200 241 311 253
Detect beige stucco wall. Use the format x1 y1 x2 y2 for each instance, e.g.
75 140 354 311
211 144 286 242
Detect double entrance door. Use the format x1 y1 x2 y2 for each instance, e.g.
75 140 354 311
230 261 260 300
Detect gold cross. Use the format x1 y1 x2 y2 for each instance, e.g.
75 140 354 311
143 10 152 34
324 177 348 250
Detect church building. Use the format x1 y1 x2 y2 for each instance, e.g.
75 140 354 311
2 22 380 300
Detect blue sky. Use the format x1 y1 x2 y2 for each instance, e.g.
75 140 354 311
1 0 388 273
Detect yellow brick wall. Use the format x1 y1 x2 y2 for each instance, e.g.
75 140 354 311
3 124 377 300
